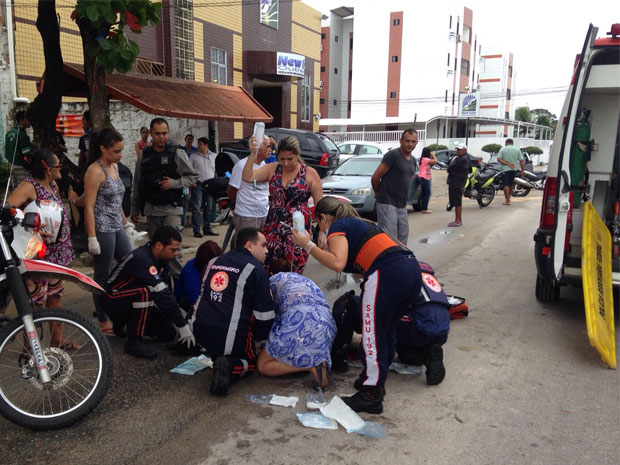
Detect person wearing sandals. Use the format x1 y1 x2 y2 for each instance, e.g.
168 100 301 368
256 259 336 388
83 129 135 335
446 144 470 227
291 196 422 415
8 149 76 348
410 147 438 213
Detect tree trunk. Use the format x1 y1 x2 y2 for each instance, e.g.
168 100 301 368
76 18 113 131
29 0 63 154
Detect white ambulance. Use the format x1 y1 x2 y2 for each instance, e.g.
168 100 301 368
534 23 620 301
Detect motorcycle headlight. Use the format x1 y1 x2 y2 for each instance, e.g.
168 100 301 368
350 187 371 196
24 234 46 259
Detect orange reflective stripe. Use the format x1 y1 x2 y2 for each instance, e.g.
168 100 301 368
327 231 346 240
354 233 398 272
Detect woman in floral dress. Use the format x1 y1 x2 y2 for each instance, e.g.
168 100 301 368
241 136 322 273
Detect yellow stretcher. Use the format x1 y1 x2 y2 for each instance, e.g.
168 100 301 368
581 202 616 369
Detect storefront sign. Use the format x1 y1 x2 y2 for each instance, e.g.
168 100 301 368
260 0 278 30
277 52 306 77
458 92 480 117
56 114 83 138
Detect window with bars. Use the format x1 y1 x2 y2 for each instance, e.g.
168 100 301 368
301 75 311 122
135 58 165 76
174 0 195 80
460 58 469 76
211 48 227 85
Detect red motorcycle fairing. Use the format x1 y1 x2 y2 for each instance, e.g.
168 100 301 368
19 259 105 295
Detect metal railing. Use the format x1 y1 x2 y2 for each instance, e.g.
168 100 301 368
326 130 426 143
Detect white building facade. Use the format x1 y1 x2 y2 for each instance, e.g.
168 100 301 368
476 51 515 137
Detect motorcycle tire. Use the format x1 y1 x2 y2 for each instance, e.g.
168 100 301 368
477 186 495 208
221 222 235 252
511 184 531 197
0 308 113 430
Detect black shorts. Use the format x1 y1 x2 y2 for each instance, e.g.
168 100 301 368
500 170 517 187
448 186 464 208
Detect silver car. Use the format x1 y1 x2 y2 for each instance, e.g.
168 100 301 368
321 155 383 219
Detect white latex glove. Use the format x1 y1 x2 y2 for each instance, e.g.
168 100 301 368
176 324 195 349
88 237 101 255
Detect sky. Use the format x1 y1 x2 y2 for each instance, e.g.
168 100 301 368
302 0 619 117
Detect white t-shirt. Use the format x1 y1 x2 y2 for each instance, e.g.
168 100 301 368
229 157 269 217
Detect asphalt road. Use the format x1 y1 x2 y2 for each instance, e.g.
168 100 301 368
1 172 618 465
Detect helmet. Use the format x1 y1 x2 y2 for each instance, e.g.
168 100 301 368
24 199 63 244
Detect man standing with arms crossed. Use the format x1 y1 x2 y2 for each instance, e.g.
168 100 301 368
497 139 525 206
131 118 198 279
371 128 418 245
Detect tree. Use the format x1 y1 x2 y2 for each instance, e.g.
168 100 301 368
481 143 502 154
531 108 557 139
523 146 543 155
73 0 162 131
426 144 448 152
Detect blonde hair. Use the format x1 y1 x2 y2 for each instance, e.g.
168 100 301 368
315 196 360 220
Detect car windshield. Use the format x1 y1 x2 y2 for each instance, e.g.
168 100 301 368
318 134 339 152
333 157 382 176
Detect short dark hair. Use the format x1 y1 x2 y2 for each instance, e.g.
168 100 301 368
15 111 27 124
150 117 169 130
152 225 182 246
505 138 514 145
185 134 194 140
235 227 262 249
401 128 418 139
197 137 209 146
83 110 91 122
194 240 222 273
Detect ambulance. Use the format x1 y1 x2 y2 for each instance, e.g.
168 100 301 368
534 23 620 302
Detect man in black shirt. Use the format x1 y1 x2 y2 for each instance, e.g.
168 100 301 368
191 227 274 396
446 144 470 227
371 128 418 245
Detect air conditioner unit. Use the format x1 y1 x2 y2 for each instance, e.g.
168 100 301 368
320 80 323 89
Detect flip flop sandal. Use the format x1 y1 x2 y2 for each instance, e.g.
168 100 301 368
101 327 115 336
447 222 462 227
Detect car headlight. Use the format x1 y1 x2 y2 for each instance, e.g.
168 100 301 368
350 187 371 195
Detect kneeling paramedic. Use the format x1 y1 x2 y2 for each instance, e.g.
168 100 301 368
292 196 422 414
190 227 274 396
103 225 195 359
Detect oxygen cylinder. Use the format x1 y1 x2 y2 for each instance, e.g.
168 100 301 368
570 108 591 207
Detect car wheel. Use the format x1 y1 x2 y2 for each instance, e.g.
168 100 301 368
535 275 560 302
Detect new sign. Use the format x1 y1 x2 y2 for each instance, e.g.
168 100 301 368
277 52 306 78
459 92 480 117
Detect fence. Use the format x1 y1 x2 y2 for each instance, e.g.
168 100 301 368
326 130 426 143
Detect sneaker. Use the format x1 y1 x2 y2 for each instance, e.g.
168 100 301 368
210 356 234 396
342 389 383 415
423 344 445 386
124 339 157 359
193 231 203 238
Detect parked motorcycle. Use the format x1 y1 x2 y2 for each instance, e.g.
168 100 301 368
0 205 113 430
511 169 546 197
447 165 500 209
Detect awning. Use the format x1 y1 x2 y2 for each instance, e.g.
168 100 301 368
60 64 272 123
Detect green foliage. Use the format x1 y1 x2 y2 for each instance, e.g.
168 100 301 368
515 106 532 123
481 144 502 154
74 0 162 73
0 160 9 190
426 144 448 152
523 146 543 155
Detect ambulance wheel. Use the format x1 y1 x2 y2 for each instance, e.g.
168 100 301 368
535 275 560 302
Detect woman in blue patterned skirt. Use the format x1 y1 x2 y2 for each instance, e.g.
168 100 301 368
257 261 336 387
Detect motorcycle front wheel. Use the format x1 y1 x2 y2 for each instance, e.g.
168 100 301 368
0 308 113 430
477 186 495 207
511 184 531 197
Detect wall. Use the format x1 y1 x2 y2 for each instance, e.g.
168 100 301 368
58 101 209 173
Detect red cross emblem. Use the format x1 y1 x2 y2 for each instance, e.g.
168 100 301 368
422 272 442 293
210 271 229 292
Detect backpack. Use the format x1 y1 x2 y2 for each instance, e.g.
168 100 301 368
418 261 469 320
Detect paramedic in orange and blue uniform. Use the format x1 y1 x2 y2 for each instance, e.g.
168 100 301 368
292 196 422 415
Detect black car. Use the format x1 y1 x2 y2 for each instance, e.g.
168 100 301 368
432 149 482 170
219 128 340 177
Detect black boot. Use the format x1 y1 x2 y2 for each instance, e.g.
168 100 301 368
210 356 234 396
397 345 425 366
353 378 386 398
423 344 445 386
124 339 157 359
342 386 384 415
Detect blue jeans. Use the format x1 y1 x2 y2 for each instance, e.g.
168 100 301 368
190 184 215 233
93 228 132 323
180 192 190 228
418 177 431 210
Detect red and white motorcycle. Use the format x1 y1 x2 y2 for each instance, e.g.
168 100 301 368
0 205 113 430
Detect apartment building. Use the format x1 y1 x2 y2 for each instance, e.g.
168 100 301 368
475 51 515 136
6 0 321 142
319 2 481 131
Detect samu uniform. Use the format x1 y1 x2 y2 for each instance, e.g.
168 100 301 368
191 248 274 377
327 218 422 390
103 244 186 341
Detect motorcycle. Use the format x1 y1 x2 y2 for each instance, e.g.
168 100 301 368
511 169 546 197
0 205 113 430
448 165 500 209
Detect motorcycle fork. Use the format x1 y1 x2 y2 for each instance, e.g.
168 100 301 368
0 235 52 384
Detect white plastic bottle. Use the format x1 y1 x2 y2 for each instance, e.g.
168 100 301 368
292 211 305 233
